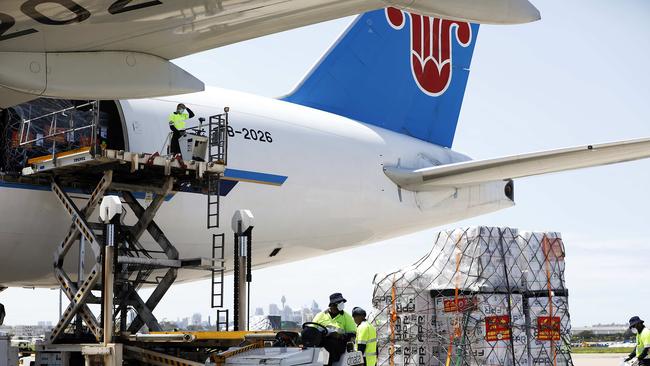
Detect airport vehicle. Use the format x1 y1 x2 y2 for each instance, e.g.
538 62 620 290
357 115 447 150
1 2 650 291
18 354 35 366
219 322 364 366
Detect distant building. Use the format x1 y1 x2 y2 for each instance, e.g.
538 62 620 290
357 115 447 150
282 305 293 322
269 304 280 316
311 300 321 315
255 307 264 316
573 324 628 335
191 313 202 326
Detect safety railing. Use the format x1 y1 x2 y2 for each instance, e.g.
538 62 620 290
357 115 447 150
18 101 100 161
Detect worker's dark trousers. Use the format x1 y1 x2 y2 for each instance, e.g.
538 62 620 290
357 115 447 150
169 125 182 155
321 337 346 366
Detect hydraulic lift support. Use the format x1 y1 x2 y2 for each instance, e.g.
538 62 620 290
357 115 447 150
11 109 232 345
46 158 225 344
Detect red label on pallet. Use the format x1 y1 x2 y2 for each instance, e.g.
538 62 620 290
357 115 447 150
542 236 565 261
443 297 477 313
485 315 511 342
537 316 561 341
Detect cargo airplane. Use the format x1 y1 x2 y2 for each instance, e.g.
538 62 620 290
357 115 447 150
0 0 649 288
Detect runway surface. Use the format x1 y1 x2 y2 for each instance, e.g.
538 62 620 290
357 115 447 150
572 353 627 366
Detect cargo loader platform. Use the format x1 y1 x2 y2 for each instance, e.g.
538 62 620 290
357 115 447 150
15 147 225 194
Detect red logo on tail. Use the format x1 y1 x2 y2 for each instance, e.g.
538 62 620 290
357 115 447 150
386 7 472 96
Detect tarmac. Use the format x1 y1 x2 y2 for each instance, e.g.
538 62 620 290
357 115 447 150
572 353 627 366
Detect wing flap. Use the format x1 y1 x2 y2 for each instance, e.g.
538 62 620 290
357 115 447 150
384 138 650 190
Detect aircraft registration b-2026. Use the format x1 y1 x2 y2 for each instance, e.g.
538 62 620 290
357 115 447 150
0 0 648 287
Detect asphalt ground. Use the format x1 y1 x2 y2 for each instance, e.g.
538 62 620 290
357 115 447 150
572 353 628 366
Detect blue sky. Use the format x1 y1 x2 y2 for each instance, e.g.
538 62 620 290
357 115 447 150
2 0 649 328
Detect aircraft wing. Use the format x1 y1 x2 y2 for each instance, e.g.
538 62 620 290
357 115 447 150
0 0 539 106
384 138 650 190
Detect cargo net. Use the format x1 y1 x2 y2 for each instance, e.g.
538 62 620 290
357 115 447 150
371 227 573 366
1 98 105 173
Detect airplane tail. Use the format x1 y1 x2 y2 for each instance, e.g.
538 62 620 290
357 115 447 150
283 8 479 148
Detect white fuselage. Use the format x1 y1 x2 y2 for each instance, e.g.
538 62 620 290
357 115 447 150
0 87 513 287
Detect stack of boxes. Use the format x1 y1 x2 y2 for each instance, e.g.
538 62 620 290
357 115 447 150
372 227 572 366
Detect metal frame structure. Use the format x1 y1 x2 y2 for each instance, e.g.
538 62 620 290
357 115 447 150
19 100 101 160
9 111 241 366
207 110 228 229
38 113 229 343
47 168 226 344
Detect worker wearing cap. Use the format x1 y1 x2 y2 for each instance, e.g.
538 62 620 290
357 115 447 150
312 293 357 364
168 103 195 156
626 316 650 365
352 307 377 366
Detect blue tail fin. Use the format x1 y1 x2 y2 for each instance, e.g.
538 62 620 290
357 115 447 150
283 8 479 148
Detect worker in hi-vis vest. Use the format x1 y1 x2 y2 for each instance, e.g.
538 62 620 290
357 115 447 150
312 293 357 365
168 103 195 156
626 316 650 365
352 307 377 366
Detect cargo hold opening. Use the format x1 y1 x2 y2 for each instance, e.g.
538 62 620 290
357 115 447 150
0 99 127 174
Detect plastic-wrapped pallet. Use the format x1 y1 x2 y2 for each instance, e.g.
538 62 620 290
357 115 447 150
525 292 572 366
513 232 566 292
371 226 573 366
372 275 437 366
412 227 523 292
432 291 528 366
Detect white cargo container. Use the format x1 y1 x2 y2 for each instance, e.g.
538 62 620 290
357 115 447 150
516 232 566 292
371 227 573 366
372 283 437 366
426 227 523 292
525 294 572 366
0 333 19 366
432 292 528 366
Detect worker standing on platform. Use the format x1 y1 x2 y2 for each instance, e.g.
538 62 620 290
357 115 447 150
352 307 377 366
168 103 195 156
0 302 5 325
312 293 357 364
626 316 650 365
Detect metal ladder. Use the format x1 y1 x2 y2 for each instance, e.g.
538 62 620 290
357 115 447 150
208 111 228 165
210 224 229 331
206 110 228 229
207 110 229 329
211 234 226 309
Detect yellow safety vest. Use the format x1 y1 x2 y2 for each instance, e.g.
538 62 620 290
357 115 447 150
312 310 357 334
356 320 377 366
168 112 189 130
636 328 650 357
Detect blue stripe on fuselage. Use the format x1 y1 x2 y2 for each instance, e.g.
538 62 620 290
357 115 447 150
0 168 287 197
222 168 288 186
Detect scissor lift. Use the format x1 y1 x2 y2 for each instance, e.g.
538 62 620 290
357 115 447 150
38 152 226 344
7 105 230 349
2 103 304 366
